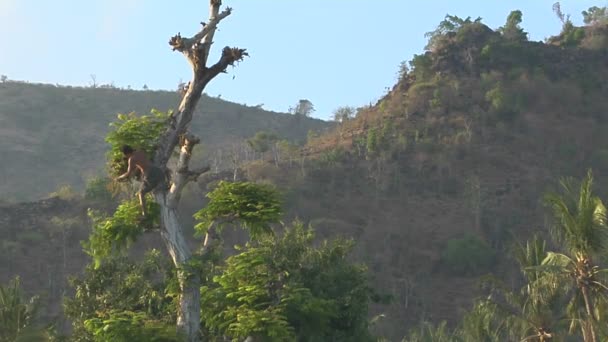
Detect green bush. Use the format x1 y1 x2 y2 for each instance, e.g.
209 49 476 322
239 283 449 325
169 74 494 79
441 234 496 275
84 176 114 202
48 184 79 200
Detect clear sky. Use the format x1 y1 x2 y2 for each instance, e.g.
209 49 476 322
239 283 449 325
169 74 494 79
0 0 603 120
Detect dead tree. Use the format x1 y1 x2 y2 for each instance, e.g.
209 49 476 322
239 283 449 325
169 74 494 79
151 1 247 340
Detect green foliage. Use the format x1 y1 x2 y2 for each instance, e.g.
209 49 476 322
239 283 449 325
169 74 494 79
84 176 114 202
105 109 170 177
48 184 79 200
289 99 315 117
83 197 160 268
456 300 507 341
424 14 483 50
200 222 374 341
84 311 182 342
484 83 524 122
441 234 496 275
402 321 456 342
247 131 280 153
560 21 586 47
193 181 282 239
544 169 608 257
65 250 177 341
498 10 527 41
366 128 379 155
582 6 608 25
332 106 356 123
409 54 433 81
0 277 40 342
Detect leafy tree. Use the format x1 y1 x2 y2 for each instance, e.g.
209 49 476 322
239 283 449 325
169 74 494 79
552 2 586 47
200 221 375 341
79 2 248 340
456 300 508 342
247 131 280 154
441 234 496 276
582 6 608 26
64 250 177 341
84 176 114 203
537 170 608 342
332 106 355 123
396 61 409 81
402 321 456 342
483 236 567 341
498 10 528 41
424 14 482 50
289 99 315 117
83 311 182 342
0 277 41 342
48 184 80 200
193 181 283 240
408 54 433 81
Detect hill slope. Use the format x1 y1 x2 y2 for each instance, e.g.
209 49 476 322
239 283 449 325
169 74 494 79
1 12 608 341
244 17 608 338
0 83 329 201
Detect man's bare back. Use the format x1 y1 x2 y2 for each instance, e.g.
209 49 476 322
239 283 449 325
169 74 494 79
114 145 164 216
127 150 151 175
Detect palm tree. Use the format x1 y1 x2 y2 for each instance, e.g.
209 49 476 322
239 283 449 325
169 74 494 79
402 321 458 342
500 236 569 341
540 170 608 342
456 299 509 342
0 277 40 342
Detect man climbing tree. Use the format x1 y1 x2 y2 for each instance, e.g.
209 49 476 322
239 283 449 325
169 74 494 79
114 144 164 216
84 1 248 341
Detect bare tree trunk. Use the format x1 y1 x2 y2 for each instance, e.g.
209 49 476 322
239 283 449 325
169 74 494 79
148 2 247 341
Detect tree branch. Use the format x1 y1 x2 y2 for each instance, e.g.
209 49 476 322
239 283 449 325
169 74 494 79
186 166 211 182
206 47 248 81
168 1 232 67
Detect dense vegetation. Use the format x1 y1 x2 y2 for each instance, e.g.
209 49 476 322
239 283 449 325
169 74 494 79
1 3 608 341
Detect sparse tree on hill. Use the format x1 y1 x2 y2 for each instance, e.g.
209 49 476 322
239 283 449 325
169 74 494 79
582 6 608 26
1 75 7 83
289 99 315 117
332 106 355 123
499 10 528 41
424 14 482 50
89 74 97 88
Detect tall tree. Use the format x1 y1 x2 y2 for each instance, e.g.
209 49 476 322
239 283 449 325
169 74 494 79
0 277 41 342
144 2 246 340
582 6 608 26
540 170 608 342
85 1 247 341
498 10 528 41
289 99 315 117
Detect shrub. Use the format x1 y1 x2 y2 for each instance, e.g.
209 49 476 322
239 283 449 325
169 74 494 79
84 176 114 202
441 234 496 275
48 185 79 200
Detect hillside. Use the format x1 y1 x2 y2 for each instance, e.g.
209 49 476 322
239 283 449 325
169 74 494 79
0 82 330 201
243 16 608 338
1 10 608 341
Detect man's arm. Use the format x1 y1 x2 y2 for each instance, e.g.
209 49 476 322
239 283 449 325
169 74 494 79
115 157 134 181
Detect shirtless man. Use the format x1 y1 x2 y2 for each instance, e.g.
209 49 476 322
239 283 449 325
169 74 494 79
114 145 164 216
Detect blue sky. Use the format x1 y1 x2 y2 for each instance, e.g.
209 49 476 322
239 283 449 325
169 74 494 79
0 0 603 120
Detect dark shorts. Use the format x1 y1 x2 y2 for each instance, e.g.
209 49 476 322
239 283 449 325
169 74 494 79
140 166 164 194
